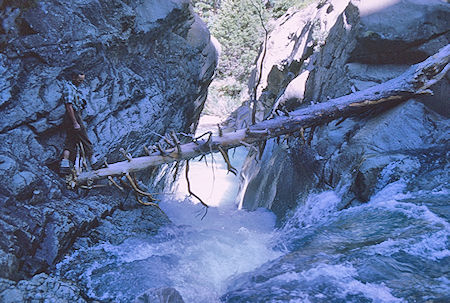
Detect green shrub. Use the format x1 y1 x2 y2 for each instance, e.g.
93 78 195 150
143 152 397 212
202 78 246 117
211 0 268 83
272 0 316 18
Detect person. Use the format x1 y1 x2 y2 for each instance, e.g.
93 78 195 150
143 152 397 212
59 70 95 175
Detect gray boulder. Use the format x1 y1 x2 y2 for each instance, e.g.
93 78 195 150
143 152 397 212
0 0 217 285
0 273 86 303
135 287 185 303
239 0 449 220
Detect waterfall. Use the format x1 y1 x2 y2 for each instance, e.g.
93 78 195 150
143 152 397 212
55 114 449 302
222 179 450 302
56 143 281 302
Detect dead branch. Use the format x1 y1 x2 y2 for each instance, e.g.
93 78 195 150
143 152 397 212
125 173 157 200
299 127 306 144
240 140 259 154
124 173 160 207
144 146 151 156
170 131 182 156
185 160 209 219
163 135 175 148
78 141 88 171
218 146 238 175
249 0 269 125
119 147 133 161
307 126 316 146
108 176 124 191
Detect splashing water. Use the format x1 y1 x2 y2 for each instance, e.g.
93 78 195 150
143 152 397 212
223 179 450 302
56 115 449 302
57 146 282 302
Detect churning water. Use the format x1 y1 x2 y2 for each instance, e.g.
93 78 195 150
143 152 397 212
56 155 449 302
222 181 450 302
56 116 449 302
56 146 283 302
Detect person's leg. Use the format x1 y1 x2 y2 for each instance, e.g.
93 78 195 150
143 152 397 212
65 130 78 164
60 122 78 174
75 113 95 166
60 151 72 174
63 149 69 159
78 127 93 160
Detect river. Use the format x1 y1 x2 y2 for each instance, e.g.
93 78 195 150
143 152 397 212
55 117 449 302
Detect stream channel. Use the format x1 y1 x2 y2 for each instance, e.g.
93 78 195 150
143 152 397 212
55 116 449 302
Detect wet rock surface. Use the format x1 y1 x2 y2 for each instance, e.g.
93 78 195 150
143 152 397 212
239 0 450 220
228 0 449 300
134 287 185 303
0 273 86 303
53 204 172 302
0 0 216 300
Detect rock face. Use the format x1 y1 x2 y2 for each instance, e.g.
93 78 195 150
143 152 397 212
238 0 449 220
0 0 216 290
134 287 185 303
224 1 449 301
0 273 86 303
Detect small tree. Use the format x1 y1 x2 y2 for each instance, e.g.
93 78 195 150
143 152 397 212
211 0 268 84
192 0 271 116
271 0 316 18
191 0 221 27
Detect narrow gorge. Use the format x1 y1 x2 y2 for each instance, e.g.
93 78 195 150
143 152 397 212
0 0 448 302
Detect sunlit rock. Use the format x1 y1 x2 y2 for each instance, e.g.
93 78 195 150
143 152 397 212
239 0 449 220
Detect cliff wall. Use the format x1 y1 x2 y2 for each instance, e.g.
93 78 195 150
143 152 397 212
0 0 217 293
239 0 449 221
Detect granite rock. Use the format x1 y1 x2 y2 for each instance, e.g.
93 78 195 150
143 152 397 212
0 273 86 303
0 0 217 285
134 287 185 303
239 0 449 220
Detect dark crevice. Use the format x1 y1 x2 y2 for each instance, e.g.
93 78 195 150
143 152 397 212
17 17 38 36
348 30 450 65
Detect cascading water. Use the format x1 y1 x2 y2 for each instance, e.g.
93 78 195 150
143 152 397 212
56 151 449 303
222 180 449 302
55 145 449 303
56 116 449 302
55 143 282 302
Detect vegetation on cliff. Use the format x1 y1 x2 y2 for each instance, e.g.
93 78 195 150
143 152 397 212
192 0 316 116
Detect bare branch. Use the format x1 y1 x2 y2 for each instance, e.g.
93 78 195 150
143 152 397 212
250 0 270 125
108 176 124 191
185 160 209 219
218 145 238 175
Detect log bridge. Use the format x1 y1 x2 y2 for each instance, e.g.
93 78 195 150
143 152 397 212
75 45 449 199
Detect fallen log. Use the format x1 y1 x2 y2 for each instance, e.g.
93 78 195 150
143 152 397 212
76 44 450 185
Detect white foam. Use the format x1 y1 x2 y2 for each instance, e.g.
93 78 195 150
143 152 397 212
173 146 248 209
349 180 450 261
284 263 404 303
370 180 410 204
159 196 277 234
344 280 405 303
311 264 403 302
300 263 358 281
370 199 449 229
281 190 341 231
370 229 450 260
87 192 281 302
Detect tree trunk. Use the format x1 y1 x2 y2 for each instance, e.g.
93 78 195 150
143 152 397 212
76 45 450 185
